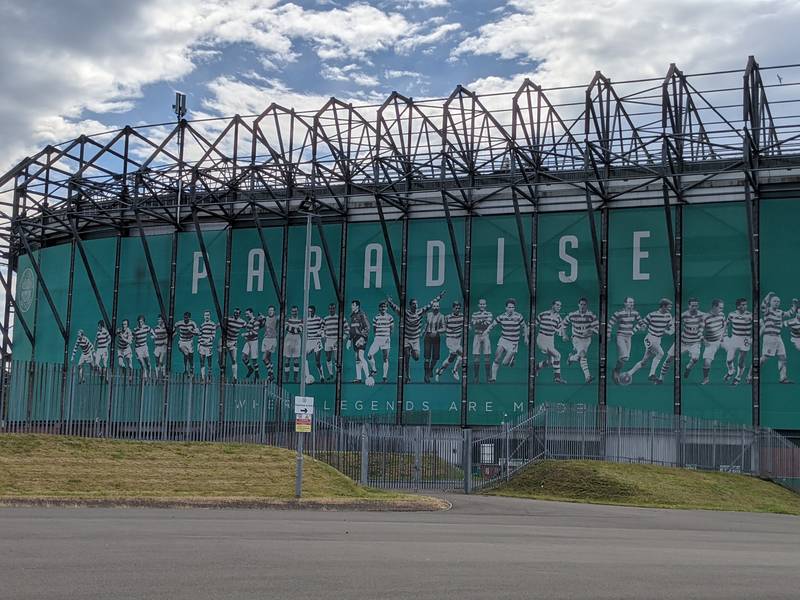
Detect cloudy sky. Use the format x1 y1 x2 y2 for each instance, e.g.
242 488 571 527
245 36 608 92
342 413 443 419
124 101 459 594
0 0 797 171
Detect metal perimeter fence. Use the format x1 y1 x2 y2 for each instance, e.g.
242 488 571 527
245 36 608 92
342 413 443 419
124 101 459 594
1 361 799 494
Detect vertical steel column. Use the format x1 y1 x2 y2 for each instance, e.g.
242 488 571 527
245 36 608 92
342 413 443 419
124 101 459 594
218 226 233 425
598 208 610 406
277 222 289 420
335 219 348 417
396 212 410 425
460 213 473 427
61 237 76 424
743 57 764 427
104 233 122 430
528 209 538 414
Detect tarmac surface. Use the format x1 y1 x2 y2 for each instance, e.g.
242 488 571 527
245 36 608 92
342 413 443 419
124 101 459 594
2 495 799 599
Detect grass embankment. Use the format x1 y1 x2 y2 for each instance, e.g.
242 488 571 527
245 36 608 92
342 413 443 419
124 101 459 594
487 459 800 515
0 434 447 510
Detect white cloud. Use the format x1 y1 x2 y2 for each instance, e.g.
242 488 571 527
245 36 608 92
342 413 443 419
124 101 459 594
321 64 380 87
454 0 800 86
396 22 461 54
0 0 460 171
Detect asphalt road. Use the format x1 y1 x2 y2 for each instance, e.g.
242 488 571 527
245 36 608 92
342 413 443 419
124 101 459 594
2 496 799 600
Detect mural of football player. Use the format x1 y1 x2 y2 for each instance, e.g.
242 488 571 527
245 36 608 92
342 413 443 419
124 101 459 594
422 299 446 383
470 298 493 383
242 307 264 380
133 315 153 380
116 319 134 378
535 300 567 384
152 316 169 378
436 300 464 382
197 310 218 381
71 329 94 383
623 298 674 384
175 311 199 377
222 308 245 382
565 298 598 384
346 299 371 384
725 298 753 385
608 297 644 383
657 297 703 384
283 305 303 383
387 290 445 383
322 303 339 382
367 301 394 383
93 320 111 376
304 305 325 383
700 299 726 385
261 305 279 383
485 298 528 383
759 292 796 384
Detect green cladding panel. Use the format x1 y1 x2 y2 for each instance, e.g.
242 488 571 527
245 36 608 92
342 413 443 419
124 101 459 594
13 252 37 361
606 207 675 414
403 217 465 425
341 221 403 420
32 244 72 364
69 237 117 357
115 234 173 376
760 198 800 429
283 222 341 418
467 214 531 425
682 203 752 424
535 211 601 407
227 226 284 381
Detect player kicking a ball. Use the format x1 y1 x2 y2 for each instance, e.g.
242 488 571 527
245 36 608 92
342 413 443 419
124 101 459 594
621 298 674 385
565 298 598 384
657 297 704 383
535 300 567 384
724 298 753 385
608 297 644 383
368 301 394 383
436 300 465 382
485 298 528 383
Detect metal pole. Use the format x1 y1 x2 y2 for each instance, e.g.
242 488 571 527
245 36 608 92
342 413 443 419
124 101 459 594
295 214 312 499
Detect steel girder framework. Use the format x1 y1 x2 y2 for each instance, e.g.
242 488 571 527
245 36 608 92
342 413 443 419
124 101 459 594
2 56 800 422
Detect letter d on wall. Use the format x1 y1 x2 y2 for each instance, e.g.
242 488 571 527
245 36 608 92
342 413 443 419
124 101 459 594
426 240 445 287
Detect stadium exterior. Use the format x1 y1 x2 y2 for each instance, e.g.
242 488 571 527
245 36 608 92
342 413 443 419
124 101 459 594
2 56 800 431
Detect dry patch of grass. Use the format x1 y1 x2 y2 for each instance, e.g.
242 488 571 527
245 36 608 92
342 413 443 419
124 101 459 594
0 434 447 510
487 459 800 515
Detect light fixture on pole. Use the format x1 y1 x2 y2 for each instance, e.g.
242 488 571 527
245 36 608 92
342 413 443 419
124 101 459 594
296 211 313 498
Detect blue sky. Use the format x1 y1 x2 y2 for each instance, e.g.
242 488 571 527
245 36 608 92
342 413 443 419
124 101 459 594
0 0 798 170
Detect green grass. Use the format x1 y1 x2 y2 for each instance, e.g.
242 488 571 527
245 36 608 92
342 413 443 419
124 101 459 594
317 451 464 482
487 460 800 515
0 434 446 509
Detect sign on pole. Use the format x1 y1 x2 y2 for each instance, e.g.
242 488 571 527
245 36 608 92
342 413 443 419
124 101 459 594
295 396 314 432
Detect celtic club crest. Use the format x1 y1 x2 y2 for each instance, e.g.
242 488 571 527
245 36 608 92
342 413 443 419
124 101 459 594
17 267 35 313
